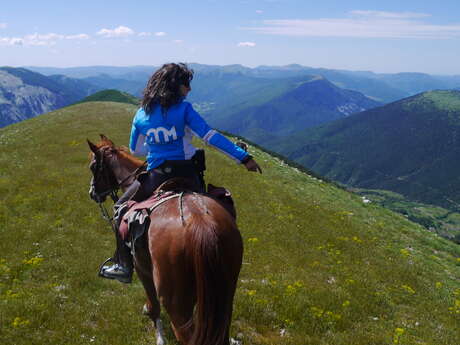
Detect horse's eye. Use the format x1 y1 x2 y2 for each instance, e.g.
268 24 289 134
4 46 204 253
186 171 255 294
90 161 97 173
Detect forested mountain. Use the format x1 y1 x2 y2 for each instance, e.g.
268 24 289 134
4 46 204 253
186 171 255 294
0 67 97 127
77 89 139 105
208 76 381 143
269 90 460 210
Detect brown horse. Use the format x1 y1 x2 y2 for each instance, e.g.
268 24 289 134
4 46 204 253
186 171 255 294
87 134 243 345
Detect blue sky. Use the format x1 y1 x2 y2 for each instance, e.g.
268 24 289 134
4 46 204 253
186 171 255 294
1 0 460 74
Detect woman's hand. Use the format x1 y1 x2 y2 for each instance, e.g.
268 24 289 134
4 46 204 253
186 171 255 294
244 158 262 173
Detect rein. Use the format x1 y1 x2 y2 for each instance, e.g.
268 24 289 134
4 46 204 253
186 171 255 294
90 145 146 231
117 160 147 189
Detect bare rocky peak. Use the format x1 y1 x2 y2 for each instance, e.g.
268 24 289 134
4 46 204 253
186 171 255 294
0 68 90 128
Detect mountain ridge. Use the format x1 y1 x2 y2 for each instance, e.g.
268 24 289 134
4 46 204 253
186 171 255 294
0 67 97 127
269 90 460 210
210 76 381 140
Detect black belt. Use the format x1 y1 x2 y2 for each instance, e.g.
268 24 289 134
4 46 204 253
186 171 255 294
152 160 195 175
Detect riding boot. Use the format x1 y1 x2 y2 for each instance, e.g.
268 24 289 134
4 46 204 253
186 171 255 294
99 203 134 284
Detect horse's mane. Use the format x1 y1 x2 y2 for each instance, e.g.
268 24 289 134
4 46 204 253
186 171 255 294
116 146 145 168
93 139 144 169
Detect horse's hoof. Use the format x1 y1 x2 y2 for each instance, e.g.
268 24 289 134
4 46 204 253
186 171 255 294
142 303 150 315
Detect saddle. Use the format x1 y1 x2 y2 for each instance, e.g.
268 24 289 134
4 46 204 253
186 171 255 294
118 178 236 245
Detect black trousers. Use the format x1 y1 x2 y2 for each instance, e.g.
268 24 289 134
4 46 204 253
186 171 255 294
115 160 202 208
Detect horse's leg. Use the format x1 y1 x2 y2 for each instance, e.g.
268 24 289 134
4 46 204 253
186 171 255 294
152 257 196 345
135 238 166 345
160 280 196 344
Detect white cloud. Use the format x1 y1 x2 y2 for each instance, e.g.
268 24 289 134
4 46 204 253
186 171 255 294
65 34 90 40
97 25 134 38
173 39 183 43
0 37 23 46
350 10 431 19
0 32 90 46
238 41 256 47
245 10 460 39
0 23 7 29
256 10 264 14
138 31 167 37
24 33 62 46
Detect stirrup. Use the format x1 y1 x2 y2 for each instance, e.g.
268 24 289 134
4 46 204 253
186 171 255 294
98 257 132 283
98 257 116 278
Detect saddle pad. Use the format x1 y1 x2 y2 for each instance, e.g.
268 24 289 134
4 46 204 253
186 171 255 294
119 191 179 240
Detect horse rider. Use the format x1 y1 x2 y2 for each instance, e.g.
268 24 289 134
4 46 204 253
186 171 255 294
100 62 262 283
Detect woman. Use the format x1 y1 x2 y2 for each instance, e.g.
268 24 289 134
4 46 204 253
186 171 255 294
101 62 261 283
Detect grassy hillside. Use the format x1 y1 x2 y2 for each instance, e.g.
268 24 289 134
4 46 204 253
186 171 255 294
77 89 140 106
0 102 459 345
271 90 460 211
354 189 460 243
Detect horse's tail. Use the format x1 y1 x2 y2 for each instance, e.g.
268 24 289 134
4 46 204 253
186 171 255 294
188 210 242 345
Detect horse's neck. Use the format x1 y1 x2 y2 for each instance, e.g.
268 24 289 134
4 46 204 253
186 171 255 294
113 151 144 191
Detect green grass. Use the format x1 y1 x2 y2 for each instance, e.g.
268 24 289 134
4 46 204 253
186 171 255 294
0 102 459 345
354 189 460 243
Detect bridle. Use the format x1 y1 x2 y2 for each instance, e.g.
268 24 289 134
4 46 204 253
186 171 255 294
89 146 120 204
89 145 147 226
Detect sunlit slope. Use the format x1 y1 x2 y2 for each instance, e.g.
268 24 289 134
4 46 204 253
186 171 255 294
273 90 460 211
0 102 459 345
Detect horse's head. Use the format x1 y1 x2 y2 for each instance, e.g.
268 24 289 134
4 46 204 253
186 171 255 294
87 134 120 203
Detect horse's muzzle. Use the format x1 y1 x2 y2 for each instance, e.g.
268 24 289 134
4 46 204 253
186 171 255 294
89 181 107 203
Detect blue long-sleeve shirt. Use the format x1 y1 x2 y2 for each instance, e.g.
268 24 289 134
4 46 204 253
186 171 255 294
129 101 249 170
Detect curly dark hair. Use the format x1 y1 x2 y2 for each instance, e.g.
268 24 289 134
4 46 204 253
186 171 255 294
141 63 194 113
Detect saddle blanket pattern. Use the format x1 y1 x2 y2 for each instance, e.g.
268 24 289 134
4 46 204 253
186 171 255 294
118 191 180 241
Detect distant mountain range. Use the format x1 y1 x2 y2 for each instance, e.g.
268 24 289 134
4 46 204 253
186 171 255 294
0 67 98 127
28 64 460 103
268 90 460 210
209 76 381 143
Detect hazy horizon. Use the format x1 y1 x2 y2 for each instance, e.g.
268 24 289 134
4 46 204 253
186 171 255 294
11 63 459 77
2 1 460 74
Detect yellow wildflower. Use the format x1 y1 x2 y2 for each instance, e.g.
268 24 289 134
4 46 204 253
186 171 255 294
400 249 410 257
393 327 405 344
310 306 324 318
401 284 416 294
12 317 30 328
23 257 44 265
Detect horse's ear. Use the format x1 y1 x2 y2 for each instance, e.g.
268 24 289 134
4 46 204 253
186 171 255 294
87 139 98 153
100 134 114 146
